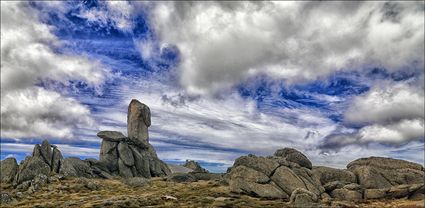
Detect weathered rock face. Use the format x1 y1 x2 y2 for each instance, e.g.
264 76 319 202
228 165 288 199
32 139 63 172
15 156 50 184
0 158 18 183
363 184 425 200
227 149 324 199
289 188 319 207
183 160 208 173
60 157 95 178
331 187 363 201
127 99 151 143
97 99 170 178
14 140 64 184
99 141 170 178
274 148 312 169
312 166 357 185
347 157 425 189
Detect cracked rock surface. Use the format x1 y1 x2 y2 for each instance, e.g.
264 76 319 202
227 148 324 199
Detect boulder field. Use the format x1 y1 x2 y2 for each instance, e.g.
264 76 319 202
1 99 424 206
226 148 424 205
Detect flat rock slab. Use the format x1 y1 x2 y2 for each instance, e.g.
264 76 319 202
97 131 127 142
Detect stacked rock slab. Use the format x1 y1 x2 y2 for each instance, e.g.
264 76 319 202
227 148 324 200
98 99 171 178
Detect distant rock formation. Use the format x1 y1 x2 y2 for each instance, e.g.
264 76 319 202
97 99 170 178
167 164 194 174
183 160 208 173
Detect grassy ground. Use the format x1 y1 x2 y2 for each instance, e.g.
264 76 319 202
1 178 424 208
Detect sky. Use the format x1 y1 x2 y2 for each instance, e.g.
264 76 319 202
1 1 424 173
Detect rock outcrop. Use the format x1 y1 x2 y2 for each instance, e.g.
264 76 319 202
183 160 208 173
98 99 170 178
227 148 324 199
0 99 170 185
227 151 425 203
15 156 50 184
15 140 63 184
347 157 424 189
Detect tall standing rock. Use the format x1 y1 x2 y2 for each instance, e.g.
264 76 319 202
128 99 151 143
97 99 170 178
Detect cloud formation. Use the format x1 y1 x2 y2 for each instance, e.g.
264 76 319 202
1 2 107 140
345 82 424 125
102 79 338 157
150 1 424 95
1 1 423 170
321 79 424 149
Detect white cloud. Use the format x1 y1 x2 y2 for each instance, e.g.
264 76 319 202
1 2 106 92
321 118 424 149
0 2 107 140
149 1 424 95
358 119 424 144
319 80 425 148
0 87 94 139
345 82 424 125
